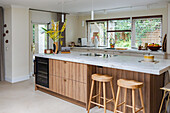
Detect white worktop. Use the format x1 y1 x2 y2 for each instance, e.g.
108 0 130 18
34 51 170 75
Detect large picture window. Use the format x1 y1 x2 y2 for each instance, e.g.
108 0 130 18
133 17 162 47
87 15 162 48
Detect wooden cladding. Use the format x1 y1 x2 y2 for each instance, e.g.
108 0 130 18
49 59 87 103
94 67 164 113
42 59 164 113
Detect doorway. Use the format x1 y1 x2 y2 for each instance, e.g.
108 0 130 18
33 24 47 54
30 23 48 75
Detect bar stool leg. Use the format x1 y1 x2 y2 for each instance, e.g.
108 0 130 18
159 90 167 113
114 86 121 113
88 80 95 113
132 89 136 113
165 92 170 113
98 82 101 108
110 81 116 104
103 82 106 113
139 88 145 113
123 88 127 113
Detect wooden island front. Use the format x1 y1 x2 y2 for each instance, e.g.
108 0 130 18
35 57 165 113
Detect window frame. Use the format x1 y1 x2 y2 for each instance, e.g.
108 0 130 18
86 15 163 48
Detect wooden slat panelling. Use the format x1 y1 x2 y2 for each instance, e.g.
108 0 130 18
38 59 164 113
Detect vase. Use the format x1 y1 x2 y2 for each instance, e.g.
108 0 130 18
94 36 98 48
53 42 59 54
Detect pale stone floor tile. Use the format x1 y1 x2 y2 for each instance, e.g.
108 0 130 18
0 78 113 113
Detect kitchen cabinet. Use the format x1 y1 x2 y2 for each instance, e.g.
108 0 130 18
48 59 87 103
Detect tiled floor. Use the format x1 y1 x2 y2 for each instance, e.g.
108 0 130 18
0 78 113 113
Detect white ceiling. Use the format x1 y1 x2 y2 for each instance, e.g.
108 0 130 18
0 0 170 13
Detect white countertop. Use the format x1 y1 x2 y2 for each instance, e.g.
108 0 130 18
34 52 170 75
71 47 165 55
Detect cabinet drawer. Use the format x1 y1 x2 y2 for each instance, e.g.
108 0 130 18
52 76 87 103
65 62 87 83
52 60 87 84
36 76 49 88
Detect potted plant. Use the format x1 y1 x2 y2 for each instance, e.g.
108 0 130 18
42 20 66 54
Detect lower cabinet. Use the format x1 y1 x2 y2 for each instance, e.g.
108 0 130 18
49 59 87 103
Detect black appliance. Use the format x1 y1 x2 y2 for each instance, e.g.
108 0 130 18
35 57 49 88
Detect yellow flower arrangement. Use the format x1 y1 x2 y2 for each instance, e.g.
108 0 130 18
42 20 66 45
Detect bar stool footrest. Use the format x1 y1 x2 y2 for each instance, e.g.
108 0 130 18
92 94 115 104
90 101 104 107
92 94 99 99
126 105 144 112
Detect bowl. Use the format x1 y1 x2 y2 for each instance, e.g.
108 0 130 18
147 46 161 51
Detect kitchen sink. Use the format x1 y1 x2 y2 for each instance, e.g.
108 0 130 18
80 53 102 57
80 53 118 58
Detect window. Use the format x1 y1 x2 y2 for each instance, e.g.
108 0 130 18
87 15 162 48
107 19 131 48
88 21 107 46
108 32 131 47
133 18 162 47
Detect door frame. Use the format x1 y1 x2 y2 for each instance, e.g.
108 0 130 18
29 22 49 76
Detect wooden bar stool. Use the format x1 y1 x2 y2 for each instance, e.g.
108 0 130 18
87 74 116 113
159 83 170 113
114 79 145 113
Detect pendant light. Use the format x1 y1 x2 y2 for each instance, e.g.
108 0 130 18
61 0 65 23
91 0 94 20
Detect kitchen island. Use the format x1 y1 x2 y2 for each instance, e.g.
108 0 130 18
34 52 170 113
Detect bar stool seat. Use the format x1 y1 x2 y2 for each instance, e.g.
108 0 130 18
92 74 113 82
118 79 143 89
114 79 145 113
88 74 115 113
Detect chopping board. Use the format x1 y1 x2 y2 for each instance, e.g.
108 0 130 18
162 34 167 52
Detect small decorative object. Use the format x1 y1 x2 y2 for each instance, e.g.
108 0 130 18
145 43 148 50
5 40 8 43
110 37 115 48
69 42 75 47
94 36 99 48
3 33 6 37
44 49 53 54
53 42 59 54
138 45 142 50
61 47 70 54
3 24 9 37
6 30 9 34
144 54 154 62
162 34 167 52
147 43 161 51
42 20 66 54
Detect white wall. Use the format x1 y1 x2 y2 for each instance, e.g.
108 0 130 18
66 14 79 46
4 6 30 83
11 6 30 82
4 7 12 82
30 10 57 24
167 4 170 54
